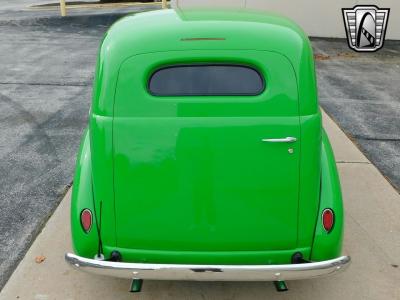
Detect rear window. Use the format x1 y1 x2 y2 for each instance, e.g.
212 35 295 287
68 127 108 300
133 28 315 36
148 64 265 96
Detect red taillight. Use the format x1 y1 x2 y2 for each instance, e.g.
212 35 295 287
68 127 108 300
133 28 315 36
322 209 334 233
80 209 92 233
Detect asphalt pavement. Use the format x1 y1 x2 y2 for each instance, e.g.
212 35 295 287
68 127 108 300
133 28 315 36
0 1 399 291
0 1 155 289
313 39 400 190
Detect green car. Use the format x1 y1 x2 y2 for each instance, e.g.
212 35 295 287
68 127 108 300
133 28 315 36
65 8 350 291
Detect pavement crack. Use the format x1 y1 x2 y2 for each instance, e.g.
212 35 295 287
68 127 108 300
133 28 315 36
0 92 60 165
351 135 400 142
0 82 90 87
336 161 371 164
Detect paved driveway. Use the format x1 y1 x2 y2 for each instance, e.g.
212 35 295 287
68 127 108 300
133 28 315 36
0 3 153 289
313 38 400 190
0 3 399 291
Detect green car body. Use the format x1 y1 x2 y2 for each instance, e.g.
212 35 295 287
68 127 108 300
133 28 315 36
67 9 349 282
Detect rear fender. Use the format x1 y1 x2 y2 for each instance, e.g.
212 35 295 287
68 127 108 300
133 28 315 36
71 129 99 258
310 129 344 261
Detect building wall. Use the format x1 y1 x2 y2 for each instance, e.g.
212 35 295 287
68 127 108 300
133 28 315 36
172 0 399 40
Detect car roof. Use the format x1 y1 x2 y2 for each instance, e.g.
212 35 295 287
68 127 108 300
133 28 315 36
102 9 309 65
93 9 317 117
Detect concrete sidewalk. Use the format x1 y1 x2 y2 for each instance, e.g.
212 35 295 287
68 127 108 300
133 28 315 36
1 112 399 300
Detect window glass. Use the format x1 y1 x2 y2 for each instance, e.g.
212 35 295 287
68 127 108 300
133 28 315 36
148 65 265 96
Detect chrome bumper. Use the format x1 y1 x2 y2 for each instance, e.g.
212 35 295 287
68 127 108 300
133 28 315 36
65 253 350 281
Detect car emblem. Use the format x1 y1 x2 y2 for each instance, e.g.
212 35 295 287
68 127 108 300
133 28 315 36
342 5 390 52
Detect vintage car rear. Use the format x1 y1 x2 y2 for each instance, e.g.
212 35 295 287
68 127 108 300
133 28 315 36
66 9 350 286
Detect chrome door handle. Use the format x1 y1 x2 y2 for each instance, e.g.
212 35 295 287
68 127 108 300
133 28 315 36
261 137 297 143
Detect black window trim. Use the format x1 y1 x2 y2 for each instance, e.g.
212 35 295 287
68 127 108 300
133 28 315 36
147 63 266 97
